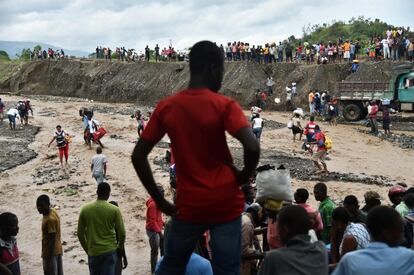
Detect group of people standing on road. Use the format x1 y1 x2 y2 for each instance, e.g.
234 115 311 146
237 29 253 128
308 90 339 124
0 98 33 130
46 107 107 174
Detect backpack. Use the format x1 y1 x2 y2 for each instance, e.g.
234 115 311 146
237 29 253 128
18 103 26 112
324 135 333 150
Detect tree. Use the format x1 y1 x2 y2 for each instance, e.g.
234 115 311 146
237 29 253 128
18 48 31 60
0 50 10 61
34 45 42 52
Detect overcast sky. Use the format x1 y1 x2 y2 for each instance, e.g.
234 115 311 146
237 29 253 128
1 0 413 53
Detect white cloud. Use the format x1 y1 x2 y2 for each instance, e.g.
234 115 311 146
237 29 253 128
0 0 413 52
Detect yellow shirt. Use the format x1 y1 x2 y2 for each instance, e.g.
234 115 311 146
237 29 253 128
309 93 315 103
343 42 350 51
42 208 63 258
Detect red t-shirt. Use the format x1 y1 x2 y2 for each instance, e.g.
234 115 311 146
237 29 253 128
141 88 250 223
146 198 164 233
314 131 326 151
369 104 379 119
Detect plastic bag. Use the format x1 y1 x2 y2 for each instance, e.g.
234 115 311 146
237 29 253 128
255 166 293 202
293 108 304 117
287 120 293 129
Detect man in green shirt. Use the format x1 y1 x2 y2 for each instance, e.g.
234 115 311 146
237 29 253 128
314 182 336 243
77 182 126 275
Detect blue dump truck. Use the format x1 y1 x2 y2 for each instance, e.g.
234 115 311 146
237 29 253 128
339 64 414 121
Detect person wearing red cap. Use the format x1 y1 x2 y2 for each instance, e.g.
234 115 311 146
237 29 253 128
388 185 406 208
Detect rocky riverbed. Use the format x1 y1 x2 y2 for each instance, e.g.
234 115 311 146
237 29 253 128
0 123 39 172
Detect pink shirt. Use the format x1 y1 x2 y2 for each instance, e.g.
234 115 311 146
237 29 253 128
297 203 324 232
267 217 282 250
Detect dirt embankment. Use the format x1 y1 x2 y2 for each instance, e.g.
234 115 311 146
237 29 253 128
0 60 407 110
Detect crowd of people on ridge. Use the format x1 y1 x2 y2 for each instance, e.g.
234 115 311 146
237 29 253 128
95 45 185 62
1 40 414 275
29 48 66 60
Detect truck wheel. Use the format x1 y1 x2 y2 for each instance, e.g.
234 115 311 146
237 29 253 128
343 103 363 121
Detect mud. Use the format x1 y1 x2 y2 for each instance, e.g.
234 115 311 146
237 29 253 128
231 148 401 186
262 119 285 130
0 123 39 172
151 145 400 187
358 129 414 149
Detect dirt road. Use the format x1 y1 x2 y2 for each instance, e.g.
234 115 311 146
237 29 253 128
0 95 413 275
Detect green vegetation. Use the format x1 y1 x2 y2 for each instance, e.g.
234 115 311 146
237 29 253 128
290 17 413 46
0 50 10 61
15 44 42 60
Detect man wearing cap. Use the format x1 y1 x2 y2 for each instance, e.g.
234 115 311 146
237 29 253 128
361 191 381 214
146 186 165 274
351 60 359 73
388 185 406 209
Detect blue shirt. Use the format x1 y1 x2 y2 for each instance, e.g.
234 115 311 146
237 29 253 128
332 242 414 275
156 253 213 275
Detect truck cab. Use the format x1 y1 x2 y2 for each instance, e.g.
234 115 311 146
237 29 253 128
339 64 414 121
395 71 414 109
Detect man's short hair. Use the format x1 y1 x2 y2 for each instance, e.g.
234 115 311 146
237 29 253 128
36 194 50 205
189 41 223 75
96 146 102 154
314 182 327 194
343 195 358 206
0 212 17 229
332 207 350 224
403 193 414 209
294 188 309 203
367 206 402 240
277 205 310 235
97 182 111 196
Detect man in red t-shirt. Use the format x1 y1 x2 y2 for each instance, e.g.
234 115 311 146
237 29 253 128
132 41 260 275
146 186 165 274
311 125 329 174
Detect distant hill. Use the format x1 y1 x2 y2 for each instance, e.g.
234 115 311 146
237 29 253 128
0 41 89 58
297 17 413 46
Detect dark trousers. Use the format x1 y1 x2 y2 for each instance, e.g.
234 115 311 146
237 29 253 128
370 118 378 134
147 230 164 273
